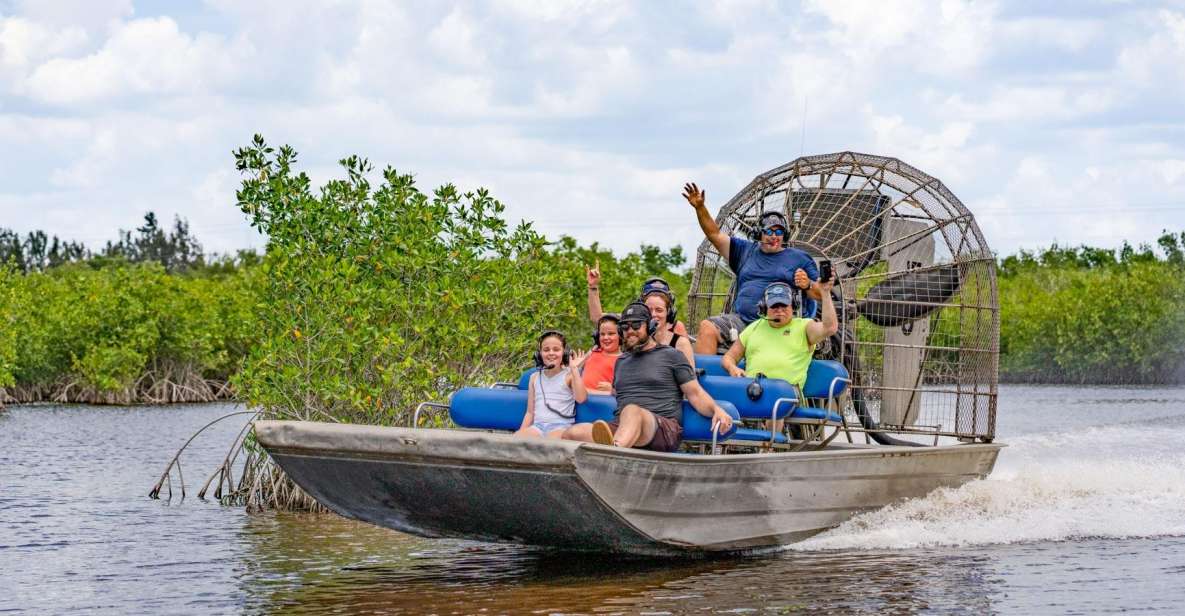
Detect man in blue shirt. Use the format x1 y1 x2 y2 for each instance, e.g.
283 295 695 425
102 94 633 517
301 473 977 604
683 182 823 354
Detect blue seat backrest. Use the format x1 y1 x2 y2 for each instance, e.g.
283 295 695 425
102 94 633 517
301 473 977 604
575 395 617 423
682 400 739 440
517 368 537 390
451 387 618 430
451 386 742 441
803 360 849 399
450 387 529 431
698 375 797 419
695 354 743 377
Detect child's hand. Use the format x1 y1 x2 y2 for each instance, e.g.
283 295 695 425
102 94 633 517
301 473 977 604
586 260 601 288
570 349 589 369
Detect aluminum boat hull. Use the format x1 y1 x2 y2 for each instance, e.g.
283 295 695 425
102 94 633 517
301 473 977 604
255 420 1003 555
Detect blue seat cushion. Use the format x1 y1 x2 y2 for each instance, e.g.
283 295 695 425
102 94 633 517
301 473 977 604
695 354 743 377
789 406 843 423
450 387 529 431
517 368 537 390
803 360 849 399
574 395 616 423
698 374 797 419
681 399 739 441
451 386 745 441
730 427 789 444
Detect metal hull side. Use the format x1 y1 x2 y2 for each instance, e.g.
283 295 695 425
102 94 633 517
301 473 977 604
255 421 1003 555
257 421 675 554
572 444 1002 551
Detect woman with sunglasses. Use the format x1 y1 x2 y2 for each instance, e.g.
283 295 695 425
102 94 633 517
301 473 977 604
585 263 695 368
682 182 822 355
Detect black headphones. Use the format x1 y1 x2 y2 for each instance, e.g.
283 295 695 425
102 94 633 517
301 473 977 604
617 302 659 338
749 210 791 241
640 277 677 325
591 314 620 349
534 330 572 369
757 282 799 316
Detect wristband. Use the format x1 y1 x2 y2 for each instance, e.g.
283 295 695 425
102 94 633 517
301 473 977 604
588 286 598 291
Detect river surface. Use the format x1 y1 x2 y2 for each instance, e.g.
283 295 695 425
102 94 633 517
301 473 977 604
2 385 1185 614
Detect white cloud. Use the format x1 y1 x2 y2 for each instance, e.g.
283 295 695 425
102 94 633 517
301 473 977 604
22 17 251 105
1116 9 1185 88
1 0 1184 263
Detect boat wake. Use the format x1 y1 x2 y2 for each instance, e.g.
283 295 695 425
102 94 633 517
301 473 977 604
793 419 1185 550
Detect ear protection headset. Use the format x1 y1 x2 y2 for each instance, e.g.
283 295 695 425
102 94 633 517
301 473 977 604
756 282 799 316
617 302 659 338
749 210 791 241
591 313 620 349
640 277 678 325
533 330 572 369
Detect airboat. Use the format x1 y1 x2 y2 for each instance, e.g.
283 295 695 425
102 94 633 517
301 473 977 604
256 152 1004 555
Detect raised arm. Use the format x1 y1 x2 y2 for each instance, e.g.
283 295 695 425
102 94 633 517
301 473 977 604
721 339 747 377
805 273 839 345
680 379 734 432
683 183 730 261
586 261 604 323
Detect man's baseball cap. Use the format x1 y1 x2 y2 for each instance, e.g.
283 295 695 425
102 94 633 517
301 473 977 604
759 211 789 230
620 302 652 324
764 282 796 308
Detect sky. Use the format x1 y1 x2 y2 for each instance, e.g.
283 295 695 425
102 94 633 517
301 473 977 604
2 0 1185 261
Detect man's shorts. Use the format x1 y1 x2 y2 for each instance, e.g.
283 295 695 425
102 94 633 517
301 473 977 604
608 414 683 452
705 313 747 354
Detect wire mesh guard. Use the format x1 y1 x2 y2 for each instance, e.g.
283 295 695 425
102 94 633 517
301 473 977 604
688 152 998 442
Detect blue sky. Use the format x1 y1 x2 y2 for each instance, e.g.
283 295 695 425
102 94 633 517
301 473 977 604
3 0 1185 260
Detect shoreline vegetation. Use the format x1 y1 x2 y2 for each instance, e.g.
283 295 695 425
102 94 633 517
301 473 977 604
3 147 1185 413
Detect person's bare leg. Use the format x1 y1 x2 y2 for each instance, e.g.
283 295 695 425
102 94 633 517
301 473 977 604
695 319 720 355
613 404 659 448
545 428 568 439
562 423 595 442
514 426 544 438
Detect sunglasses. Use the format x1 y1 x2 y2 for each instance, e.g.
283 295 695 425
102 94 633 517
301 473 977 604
762 227 786 237
620 320 647 331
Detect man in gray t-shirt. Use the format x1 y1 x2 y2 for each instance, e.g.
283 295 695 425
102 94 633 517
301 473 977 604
566 302 733 452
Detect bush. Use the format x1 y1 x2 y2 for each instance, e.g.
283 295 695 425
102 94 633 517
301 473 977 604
231 137 688 424
2 261 255 403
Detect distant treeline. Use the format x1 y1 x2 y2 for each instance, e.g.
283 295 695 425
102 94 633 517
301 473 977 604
0 212 259 274
998 232 1185 384
3 198 1184 409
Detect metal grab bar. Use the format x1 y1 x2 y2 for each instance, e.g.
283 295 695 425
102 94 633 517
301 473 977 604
412 402 449 428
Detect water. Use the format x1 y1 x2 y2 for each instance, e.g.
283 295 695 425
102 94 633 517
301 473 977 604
2 385 1184 614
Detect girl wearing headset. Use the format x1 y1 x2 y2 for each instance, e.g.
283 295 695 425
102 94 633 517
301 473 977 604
516 331 589 439
582 313 622 395
585 263 695 368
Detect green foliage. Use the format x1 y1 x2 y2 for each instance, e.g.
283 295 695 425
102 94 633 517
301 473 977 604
2 262 255 401
0 264 21 388
231 136 689 423
998 237 1185 383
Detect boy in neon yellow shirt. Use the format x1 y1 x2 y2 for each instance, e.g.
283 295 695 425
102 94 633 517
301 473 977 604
721 278 838 393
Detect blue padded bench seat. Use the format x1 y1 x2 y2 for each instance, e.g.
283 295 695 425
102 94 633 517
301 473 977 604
698 374 797 419
695 354 741 377
448 387 740 441
729 427 788 444
790 406 843 423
